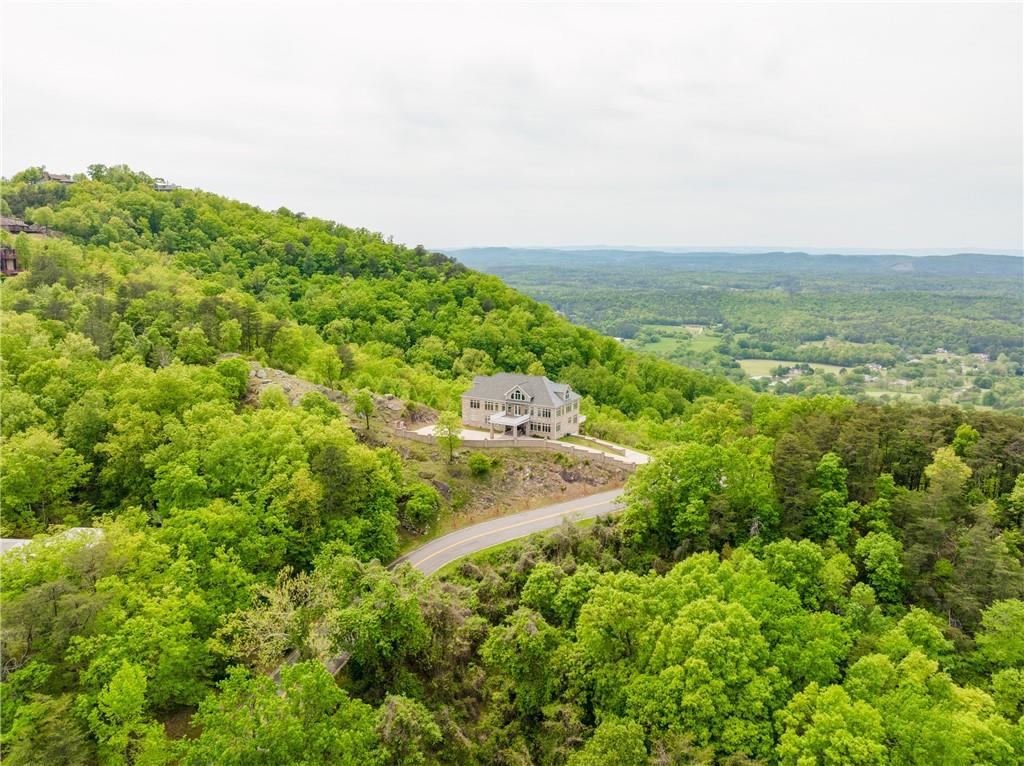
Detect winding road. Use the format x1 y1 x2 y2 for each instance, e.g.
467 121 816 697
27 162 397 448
394 488 627 575
272 488 628 683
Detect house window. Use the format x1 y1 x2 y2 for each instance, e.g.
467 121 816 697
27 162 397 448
556 423 561 432
470 399 480 409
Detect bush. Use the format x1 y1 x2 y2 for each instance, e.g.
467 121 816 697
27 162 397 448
400 483 443 532
259 384 289 409
468 452 496 477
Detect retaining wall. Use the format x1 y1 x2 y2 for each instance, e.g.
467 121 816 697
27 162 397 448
394 429 635 471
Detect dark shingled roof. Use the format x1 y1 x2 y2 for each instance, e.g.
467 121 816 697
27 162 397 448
462 373 580 408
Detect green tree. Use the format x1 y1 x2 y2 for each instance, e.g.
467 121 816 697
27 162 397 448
88 662 171 766
567 718 647 766
433 412 462 464
218 318 242 353
775 684 887 766
174 326 215 365
3 692 94 765
481 608 562 716
375 695 441 766
182 663 381 766
855 531 904 604
308 346 344 389
952 422 980 457
0 427 90 531
976 599 1024 669
354 390 374 429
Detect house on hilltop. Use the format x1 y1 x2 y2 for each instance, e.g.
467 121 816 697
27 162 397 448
1 216 33 234
461 373 583 438
1 216 57 238
41 171 75 184
153 177 180 192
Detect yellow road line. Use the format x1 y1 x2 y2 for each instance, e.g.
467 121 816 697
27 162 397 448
410 496 622 569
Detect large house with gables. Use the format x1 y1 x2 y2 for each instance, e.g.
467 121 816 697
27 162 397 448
461 373 583 438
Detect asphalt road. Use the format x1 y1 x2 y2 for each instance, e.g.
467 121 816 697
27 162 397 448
393 488 626 575
273 489 627 684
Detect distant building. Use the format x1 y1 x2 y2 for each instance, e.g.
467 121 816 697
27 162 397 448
1 216 54 237
1 244 20 276
41 171 75 184
1 216 33 234
461 373 583 438
153 177 180 192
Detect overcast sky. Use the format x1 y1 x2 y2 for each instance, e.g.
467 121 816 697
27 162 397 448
2 2 1022 252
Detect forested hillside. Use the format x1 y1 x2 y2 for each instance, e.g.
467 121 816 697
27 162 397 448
1 167 1022 765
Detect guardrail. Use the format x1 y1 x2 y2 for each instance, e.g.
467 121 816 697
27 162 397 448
394 429 636 470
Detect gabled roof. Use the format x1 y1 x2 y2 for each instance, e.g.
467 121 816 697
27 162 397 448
462 373 579 408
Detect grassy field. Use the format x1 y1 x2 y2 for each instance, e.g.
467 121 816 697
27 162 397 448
737 359 846 377
864 389 924 401
631 335 685 355
629 324 720 355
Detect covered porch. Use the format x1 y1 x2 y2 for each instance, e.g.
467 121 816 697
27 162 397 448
488 411 530 438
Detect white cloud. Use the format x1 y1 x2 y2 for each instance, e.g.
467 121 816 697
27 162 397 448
2 1 1021 251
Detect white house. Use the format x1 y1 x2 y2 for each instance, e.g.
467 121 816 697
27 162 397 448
461 373 583 438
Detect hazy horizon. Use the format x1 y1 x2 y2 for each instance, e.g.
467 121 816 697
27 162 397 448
3 2 1022 252
441 245 1024 257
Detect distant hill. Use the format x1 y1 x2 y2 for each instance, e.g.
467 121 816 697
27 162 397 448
446 247 1024 278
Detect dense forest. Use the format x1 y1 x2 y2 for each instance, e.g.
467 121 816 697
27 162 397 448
452 248 1024 412
1 167 1022 764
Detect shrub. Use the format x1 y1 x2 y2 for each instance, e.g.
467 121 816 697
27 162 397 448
400 483 443 532
469 452 496 477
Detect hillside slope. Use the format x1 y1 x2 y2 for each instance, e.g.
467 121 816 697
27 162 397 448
2 166 1023 765
1 165 731 446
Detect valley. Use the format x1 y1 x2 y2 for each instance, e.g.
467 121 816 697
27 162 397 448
451 247 1024 413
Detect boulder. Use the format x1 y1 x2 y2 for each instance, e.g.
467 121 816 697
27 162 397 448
431 479 451 501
